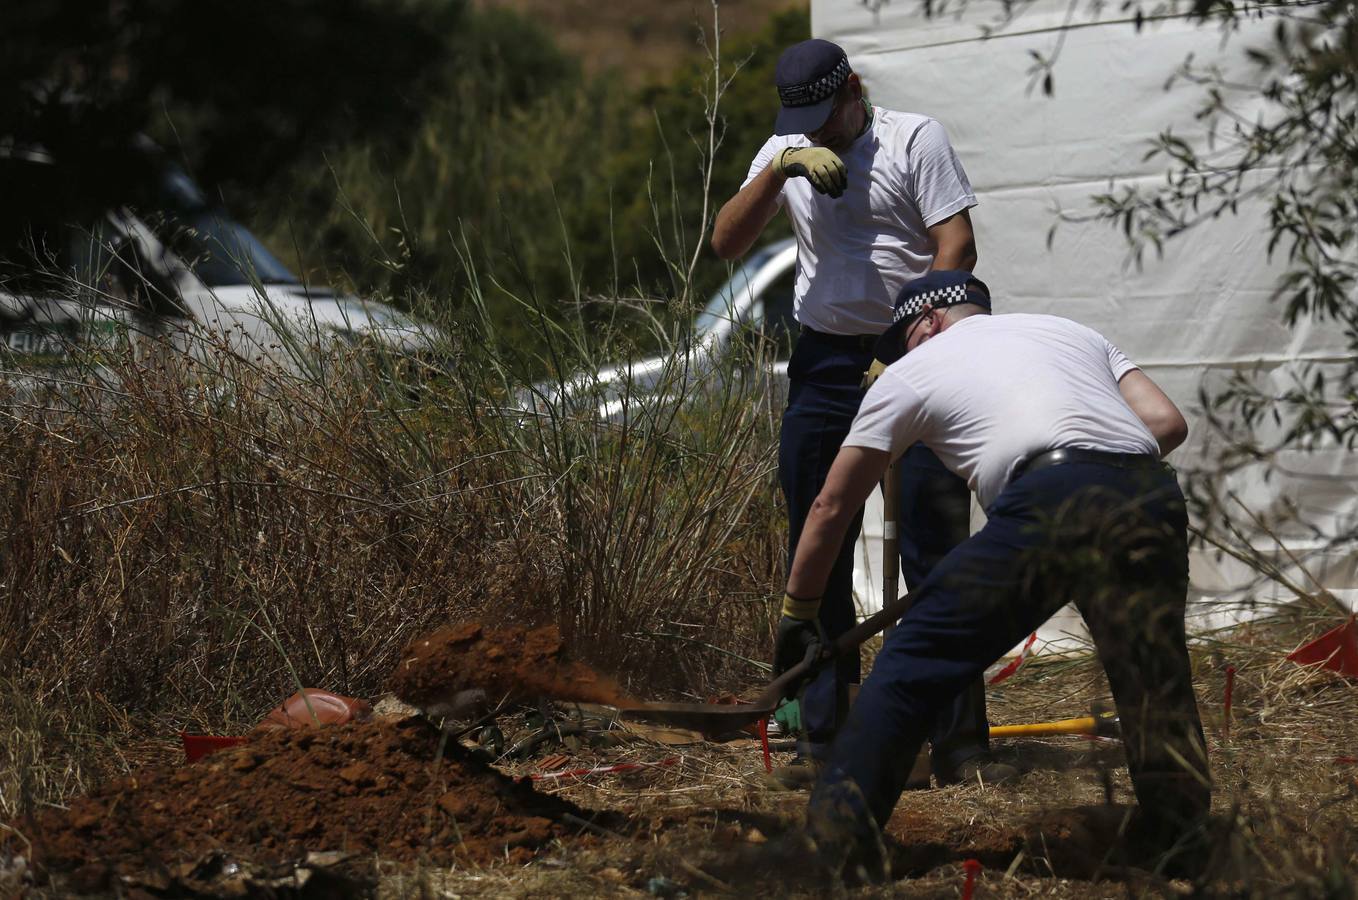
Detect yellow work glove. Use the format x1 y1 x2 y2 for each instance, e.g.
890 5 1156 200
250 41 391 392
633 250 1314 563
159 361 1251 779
775 147 847 198
861 358 888 389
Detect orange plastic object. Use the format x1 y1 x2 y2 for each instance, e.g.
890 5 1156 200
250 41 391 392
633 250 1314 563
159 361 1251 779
256 688 373 730
180 733 247 762
1287 616 1358 678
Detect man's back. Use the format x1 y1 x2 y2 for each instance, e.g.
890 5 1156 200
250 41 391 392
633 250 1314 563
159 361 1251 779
850 313 1160 506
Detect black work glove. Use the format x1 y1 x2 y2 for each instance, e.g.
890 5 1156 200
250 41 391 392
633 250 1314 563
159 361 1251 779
773 593 827 690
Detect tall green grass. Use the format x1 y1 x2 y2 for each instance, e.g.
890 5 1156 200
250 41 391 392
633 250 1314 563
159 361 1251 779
242 8 811 358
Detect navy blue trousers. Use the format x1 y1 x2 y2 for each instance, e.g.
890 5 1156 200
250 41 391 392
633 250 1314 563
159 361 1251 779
808 460 1210 844
779 331 989 774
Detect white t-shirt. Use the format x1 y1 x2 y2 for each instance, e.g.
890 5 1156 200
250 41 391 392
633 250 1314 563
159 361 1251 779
742 108 976 336
844 314 1160 509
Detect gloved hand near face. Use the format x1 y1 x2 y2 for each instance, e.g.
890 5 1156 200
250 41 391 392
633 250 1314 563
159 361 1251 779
776 147 848 198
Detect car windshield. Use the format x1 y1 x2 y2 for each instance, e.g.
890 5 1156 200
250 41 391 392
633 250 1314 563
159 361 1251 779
693 243 784 336
149 167 298 288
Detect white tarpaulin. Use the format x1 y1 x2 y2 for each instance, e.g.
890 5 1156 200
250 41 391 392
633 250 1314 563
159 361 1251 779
824 0 1358 649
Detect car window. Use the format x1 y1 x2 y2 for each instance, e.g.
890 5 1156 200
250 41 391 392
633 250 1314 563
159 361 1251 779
146 167 297 288
150 208 297 288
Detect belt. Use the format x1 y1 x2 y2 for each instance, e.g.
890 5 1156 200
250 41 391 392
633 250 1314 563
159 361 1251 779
1013 447 1162 480
799 325 879 353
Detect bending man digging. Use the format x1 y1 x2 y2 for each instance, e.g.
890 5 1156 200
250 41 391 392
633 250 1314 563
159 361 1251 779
774 271 1212 878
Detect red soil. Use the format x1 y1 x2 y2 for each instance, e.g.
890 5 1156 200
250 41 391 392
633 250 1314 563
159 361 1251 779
390 622 632 709
11 717 587 889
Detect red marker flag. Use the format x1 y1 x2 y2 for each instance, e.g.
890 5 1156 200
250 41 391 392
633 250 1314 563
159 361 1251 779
1286 615 1358 678
962 859 981 900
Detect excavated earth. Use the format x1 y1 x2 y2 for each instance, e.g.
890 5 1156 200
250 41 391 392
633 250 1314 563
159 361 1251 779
390 622 632 710
1 623 1165 896
9 716 593 893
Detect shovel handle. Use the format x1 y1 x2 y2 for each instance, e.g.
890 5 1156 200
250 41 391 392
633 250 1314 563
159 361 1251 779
989 716 1097 738
753 655 818 710
753 591 915 710
988 710 1120 739
833 589 914 656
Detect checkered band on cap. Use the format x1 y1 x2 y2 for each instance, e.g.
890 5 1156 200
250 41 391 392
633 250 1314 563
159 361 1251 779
778 56 851 108
893 283 969 323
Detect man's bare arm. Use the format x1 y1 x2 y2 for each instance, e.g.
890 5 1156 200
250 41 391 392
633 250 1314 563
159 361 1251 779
927 208 977 272
1119 369 1189 456
711 165 786 260
786 445 893 599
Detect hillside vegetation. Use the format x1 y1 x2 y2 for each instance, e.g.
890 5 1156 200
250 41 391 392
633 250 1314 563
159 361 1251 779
226 4 810 362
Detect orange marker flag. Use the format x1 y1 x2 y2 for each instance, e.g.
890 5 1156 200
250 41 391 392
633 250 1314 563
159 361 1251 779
1287 615 1358 678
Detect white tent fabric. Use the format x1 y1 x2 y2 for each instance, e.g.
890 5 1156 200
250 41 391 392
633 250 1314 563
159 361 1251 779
823 0 1358 650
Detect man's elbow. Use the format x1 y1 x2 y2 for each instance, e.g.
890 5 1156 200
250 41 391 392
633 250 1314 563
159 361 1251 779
1148 409 1189 457
807 490 856 531
710 208 745 260
932 237 977 273
1160 413 1189 456
710 230 741 261
957 240 978 272
929 210 978 272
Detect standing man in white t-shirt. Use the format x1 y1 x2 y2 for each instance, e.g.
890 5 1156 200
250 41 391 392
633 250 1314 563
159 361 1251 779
712 38 1003 786
785 271 1210 878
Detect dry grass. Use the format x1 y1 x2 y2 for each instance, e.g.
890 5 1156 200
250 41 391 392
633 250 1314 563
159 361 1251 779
3 251 1355 899
0 313 785 827
4 343 1356 898
3 325 1355 898
375 610 1358 899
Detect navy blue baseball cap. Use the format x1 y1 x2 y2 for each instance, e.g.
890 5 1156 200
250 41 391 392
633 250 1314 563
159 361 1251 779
873 271 992 365
774 39 853 136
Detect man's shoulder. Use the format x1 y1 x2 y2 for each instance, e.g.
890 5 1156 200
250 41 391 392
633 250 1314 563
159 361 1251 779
875 107 935 126
873 108 941 143
995 313 1109 342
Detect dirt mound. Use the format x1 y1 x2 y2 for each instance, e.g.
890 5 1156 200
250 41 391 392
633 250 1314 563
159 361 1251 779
13 717 588 889
390 622 632 710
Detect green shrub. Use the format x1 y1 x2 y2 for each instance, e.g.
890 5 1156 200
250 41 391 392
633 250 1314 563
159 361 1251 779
238 8 811 362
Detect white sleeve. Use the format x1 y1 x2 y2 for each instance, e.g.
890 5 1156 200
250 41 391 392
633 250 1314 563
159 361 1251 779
843 375 928 458
741 136 786 207
907 119 977 228
1105 338 1140 381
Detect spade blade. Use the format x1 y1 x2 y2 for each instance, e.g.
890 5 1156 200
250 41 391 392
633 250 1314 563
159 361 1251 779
617 702 774 734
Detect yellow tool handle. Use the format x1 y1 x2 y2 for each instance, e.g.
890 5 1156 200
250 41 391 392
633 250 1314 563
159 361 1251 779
989 715 1097 738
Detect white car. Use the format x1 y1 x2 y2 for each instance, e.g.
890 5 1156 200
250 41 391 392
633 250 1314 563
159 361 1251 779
0 139 441 384
522 237 798 422
523 237 909 616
